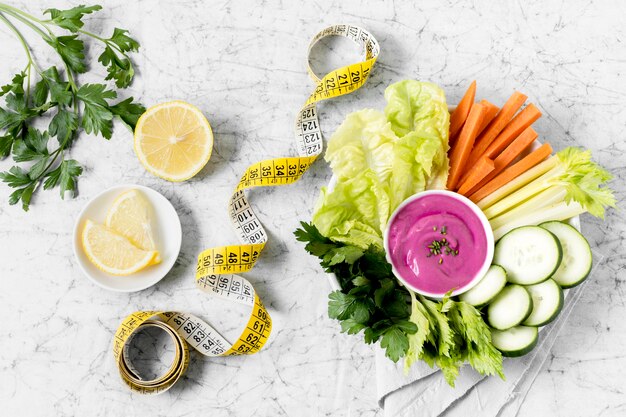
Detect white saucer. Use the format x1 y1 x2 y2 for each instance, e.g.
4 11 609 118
73 184 182 292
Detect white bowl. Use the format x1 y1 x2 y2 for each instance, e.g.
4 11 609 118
73 184 182 292
382 190 495 299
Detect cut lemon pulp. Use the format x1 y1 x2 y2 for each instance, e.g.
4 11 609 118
82 220 158 276
105 189 160 262
134 101 213 181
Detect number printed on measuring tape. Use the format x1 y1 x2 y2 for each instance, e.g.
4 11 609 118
113 24 379 394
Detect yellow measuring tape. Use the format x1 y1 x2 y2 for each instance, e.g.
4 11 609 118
114 24 379 394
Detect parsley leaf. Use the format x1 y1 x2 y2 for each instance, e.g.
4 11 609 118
13 140 42 162
0 166 32 187
323 245 364 267
13 128 49 162
339 318 367 335
42 159 83 198
380 326 410 363
77 83 116 138
329 291 362 321
98 29 140 88
295 221 335 256
58 159 83 198
109 28 140 52
44 5 102 33
109 97 145 130
0 135 13 157
98 46 134 88
8 183 35 210
0 107 26 135
49 107 79 144
47 35 87 73
33 79 49 107
0 72 26 97
28 157 49 181
41 67 73 106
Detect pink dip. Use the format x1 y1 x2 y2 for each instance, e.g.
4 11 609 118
386 193 488 295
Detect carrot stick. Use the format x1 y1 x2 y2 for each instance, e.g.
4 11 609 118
466 92 527 167
457 156 495 195
477 99 499 135
461 127 538 196
468 143 553 203
456 100 500 186
481 103 541 160
449 81 476 140
447 103 486 190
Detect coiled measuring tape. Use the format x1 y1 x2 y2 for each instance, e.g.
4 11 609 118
114 24 379 394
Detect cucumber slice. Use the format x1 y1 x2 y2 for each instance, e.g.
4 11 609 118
523 279 564 326
491 326 538 357
494 226 562 285
539 221 592 288
487 285 533 330
459 265 507 307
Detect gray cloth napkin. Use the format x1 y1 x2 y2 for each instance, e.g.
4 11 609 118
377 279 590 416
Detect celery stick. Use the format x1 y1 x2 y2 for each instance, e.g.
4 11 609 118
493 201 585 240
477 157 558 210
489 186 567 229
484 161 573 219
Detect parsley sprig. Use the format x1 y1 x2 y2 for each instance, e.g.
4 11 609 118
295 221 417 361
0 4 144 210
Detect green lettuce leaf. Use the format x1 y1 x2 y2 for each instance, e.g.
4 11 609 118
389 132 436 210
325 109 397 184
385 80 450 190
312 170 390 249
384 80 448 138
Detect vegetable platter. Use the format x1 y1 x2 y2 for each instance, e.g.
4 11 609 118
295 80 615 386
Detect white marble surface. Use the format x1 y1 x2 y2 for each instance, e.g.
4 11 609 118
0 0 625 416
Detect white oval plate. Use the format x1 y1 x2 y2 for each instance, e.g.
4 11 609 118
73 184 182 292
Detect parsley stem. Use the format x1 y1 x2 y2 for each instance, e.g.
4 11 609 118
0 12 42 74
0 4 59 44
63 62 78 93
77 29 126 56
34 150 61 182
25 62 31 107
30 127 74 184
77 28 107 43
0 3 40 23
0 7 51 42
29 102 55 113
0 3 56 40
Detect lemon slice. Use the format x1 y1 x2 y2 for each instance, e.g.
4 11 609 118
82 220 158 276
105 189 160 262
134 101 213 181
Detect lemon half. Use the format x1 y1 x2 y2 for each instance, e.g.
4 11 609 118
134 101 213 181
